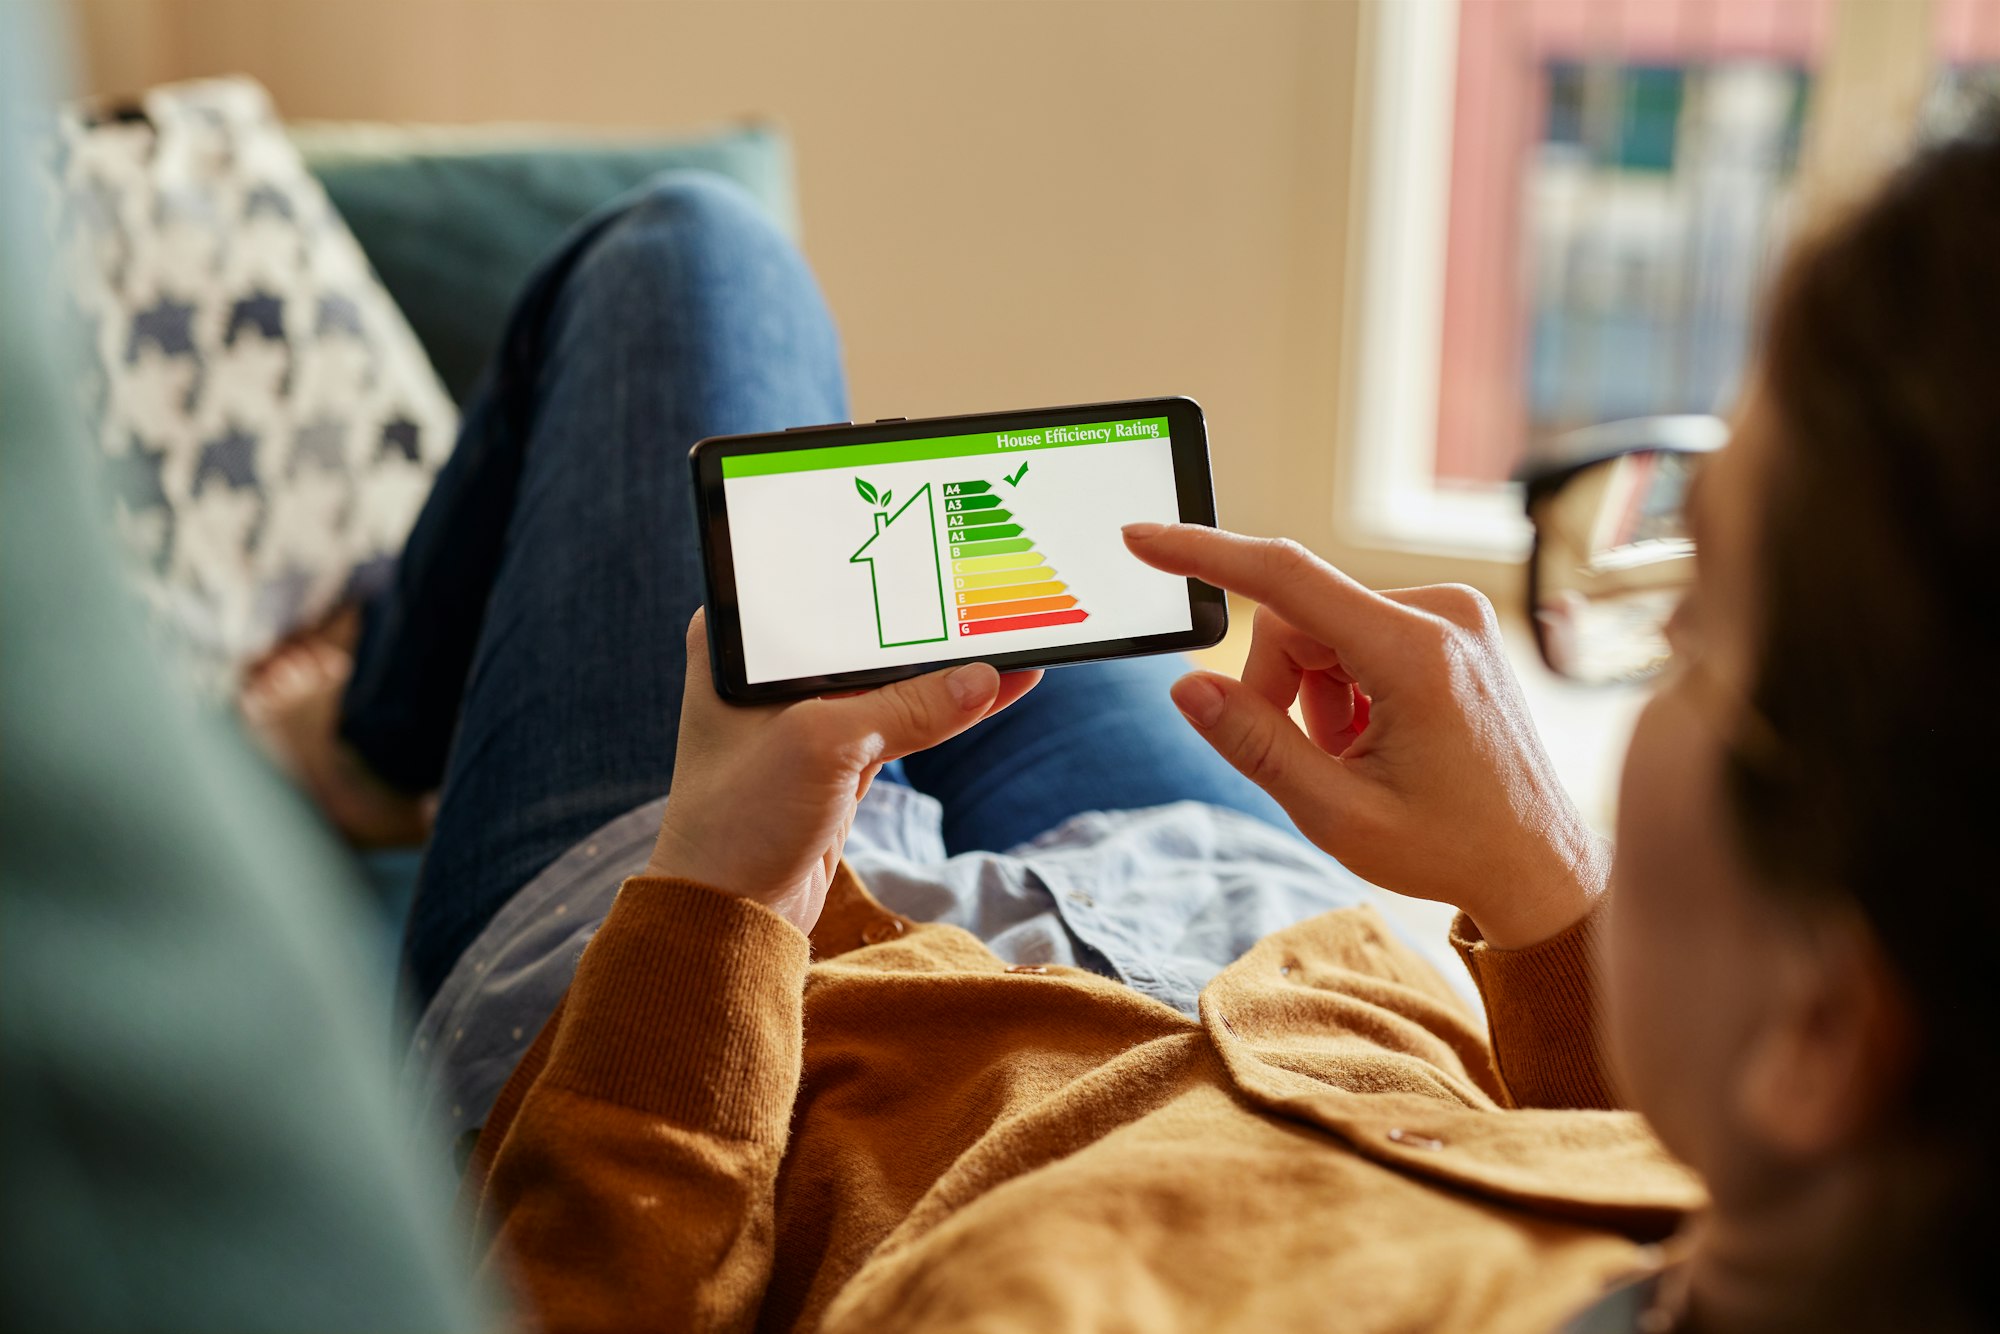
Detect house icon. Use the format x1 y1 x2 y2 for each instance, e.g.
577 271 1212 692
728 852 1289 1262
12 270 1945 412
849 482 948 648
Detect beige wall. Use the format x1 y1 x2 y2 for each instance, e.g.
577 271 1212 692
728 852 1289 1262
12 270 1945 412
71 1 1477 590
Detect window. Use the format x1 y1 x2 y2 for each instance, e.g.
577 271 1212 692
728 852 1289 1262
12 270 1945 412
1338 0 1999 563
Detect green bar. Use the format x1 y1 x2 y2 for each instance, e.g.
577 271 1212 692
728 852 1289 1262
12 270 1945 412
949 537 1033 559
720 416 1171 477
947 507 1012 529
942 480 991 496
946 494 1003 513
952 523 1022 544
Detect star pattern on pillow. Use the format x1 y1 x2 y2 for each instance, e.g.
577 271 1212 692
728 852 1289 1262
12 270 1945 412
48 77 460 696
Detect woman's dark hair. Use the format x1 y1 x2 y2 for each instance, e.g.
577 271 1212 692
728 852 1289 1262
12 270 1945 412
1732 117 2000 1321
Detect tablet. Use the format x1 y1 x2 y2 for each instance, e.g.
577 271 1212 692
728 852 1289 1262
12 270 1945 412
690 396 1226 703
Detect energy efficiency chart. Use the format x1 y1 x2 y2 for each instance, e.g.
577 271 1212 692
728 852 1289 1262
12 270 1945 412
724 415 1183 685
846 469 1090 647
941 474 1089 637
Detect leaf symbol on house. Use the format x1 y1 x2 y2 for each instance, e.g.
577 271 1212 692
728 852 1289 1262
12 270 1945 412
855 476 879 505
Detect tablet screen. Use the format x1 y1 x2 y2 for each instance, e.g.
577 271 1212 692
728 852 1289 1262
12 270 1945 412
721 414 1194 685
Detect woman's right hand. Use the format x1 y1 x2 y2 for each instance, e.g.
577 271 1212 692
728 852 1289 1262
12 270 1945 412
1124 523 1606 949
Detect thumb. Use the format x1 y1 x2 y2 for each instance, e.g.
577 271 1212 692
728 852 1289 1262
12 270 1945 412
812 661 1001 761
1170 670 1360 825
682 607 715 691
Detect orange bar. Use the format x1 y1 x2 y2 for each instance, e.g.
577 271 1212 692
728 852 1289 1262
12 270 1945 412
957 594 1078 622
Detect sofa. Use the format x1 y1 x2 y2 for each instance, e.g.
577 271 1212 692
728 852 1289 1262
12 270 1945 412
289 117 801 971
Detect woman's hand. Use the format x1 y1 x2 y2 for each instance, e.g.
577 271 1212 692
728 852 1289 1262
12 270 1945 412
1124 524 1605 948
644 611 1041 935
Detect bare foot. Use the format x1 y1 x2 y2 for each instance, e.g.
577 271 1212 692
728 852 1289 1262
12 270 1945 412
240 635 433 848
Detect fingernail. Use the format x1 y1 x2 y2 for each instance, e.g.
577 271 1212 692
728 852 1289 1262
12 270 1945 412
947 663 994 710
1171 674 1225 728
1122 522 1165 540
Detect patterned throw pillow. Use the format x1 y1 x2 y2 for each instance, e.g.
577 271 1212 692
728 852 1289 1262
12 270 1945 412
45 77 458 696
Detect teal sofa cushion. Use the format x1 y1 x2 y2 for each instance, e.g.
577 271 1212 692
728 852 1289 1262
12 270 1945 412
295 121 798 404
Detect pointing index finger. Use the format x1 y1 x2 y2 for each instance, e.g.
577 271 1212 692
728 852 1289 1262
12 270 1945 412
1123 524 1412 668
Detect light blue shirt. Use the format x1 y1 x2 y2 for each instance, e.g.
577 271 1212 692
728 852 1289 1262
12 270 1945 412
410 785 1476 1137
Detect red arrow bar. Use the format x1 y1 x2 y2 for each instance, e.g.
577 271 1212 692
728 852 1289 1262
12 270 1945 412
957 608 1089 636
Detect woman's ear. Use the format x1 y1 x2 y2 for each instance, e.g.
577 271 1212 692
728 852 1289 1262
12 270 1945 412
1733 909 1917 1159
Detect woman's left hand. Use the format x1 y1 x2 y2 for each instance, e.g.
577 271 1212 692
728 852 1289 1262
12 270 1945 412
1123 523 1605 948
644 610 1040 935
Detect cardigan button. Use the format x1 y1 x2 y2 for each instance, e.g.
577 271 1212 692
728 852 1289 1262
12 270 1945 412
1006 964 1049 975
1387 1127 1445 1151
860 917 907 945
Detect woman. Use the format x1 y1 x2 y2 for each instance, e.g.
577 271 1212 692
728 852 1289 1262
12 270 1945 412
1584 119 2000 1326
257 127 1998 1329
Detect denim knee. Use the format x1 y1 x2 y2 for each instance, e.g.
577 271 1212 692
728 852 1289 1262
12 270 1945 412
544 170 844 426
562 172 813 333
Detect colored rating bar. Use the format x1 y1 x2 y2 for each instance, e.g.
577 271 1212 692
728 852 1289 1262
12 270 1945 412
951 522 1023 544
957 594 1077 621
942 481 991 496
950 537 1032 559
944 494 1004 514
954 564 1054 590
947 506 1013 529
952 551 1040 575
958 608 1090 636
957 580 1066 607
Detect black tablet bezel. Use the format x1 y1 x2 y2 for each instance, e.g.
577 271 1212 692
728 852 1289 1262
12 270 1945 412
691 396 1226 704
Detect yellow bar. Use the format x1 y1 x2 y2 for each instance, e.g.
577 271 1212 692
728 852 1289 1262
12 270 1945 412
957 579 1065 606
954 565 1054 591
952 551 1042 575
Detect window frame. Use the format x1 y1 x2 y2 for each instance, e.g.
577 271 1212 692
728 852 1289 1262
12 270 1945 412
1330 0 1941 571
1335 0 1531 566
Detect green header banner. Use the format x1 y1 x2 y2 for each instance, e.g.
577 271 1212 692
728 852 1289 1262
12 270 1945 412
720 416 1170 478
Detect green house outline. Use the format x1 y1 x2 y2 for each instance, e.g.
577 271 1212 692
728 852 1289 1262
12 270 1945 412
849 481 948 648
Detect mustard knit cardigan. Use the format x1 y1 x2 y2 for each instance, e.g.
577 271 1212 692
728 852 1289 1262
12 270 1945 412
468 865 1701 1332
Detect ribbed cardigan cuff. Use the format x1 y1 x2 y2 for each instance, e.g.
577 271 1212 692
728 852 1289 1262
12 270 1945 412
1451 900 1618 1111
539 876 811 1142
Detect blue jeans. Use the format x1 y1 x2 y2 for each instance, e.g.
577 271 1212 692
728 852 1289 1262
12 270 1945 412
343 174 1295 1008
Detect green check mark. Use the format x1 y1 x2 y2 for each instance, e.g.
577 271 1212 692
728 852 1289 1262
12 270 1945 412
1005 461 1030 487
